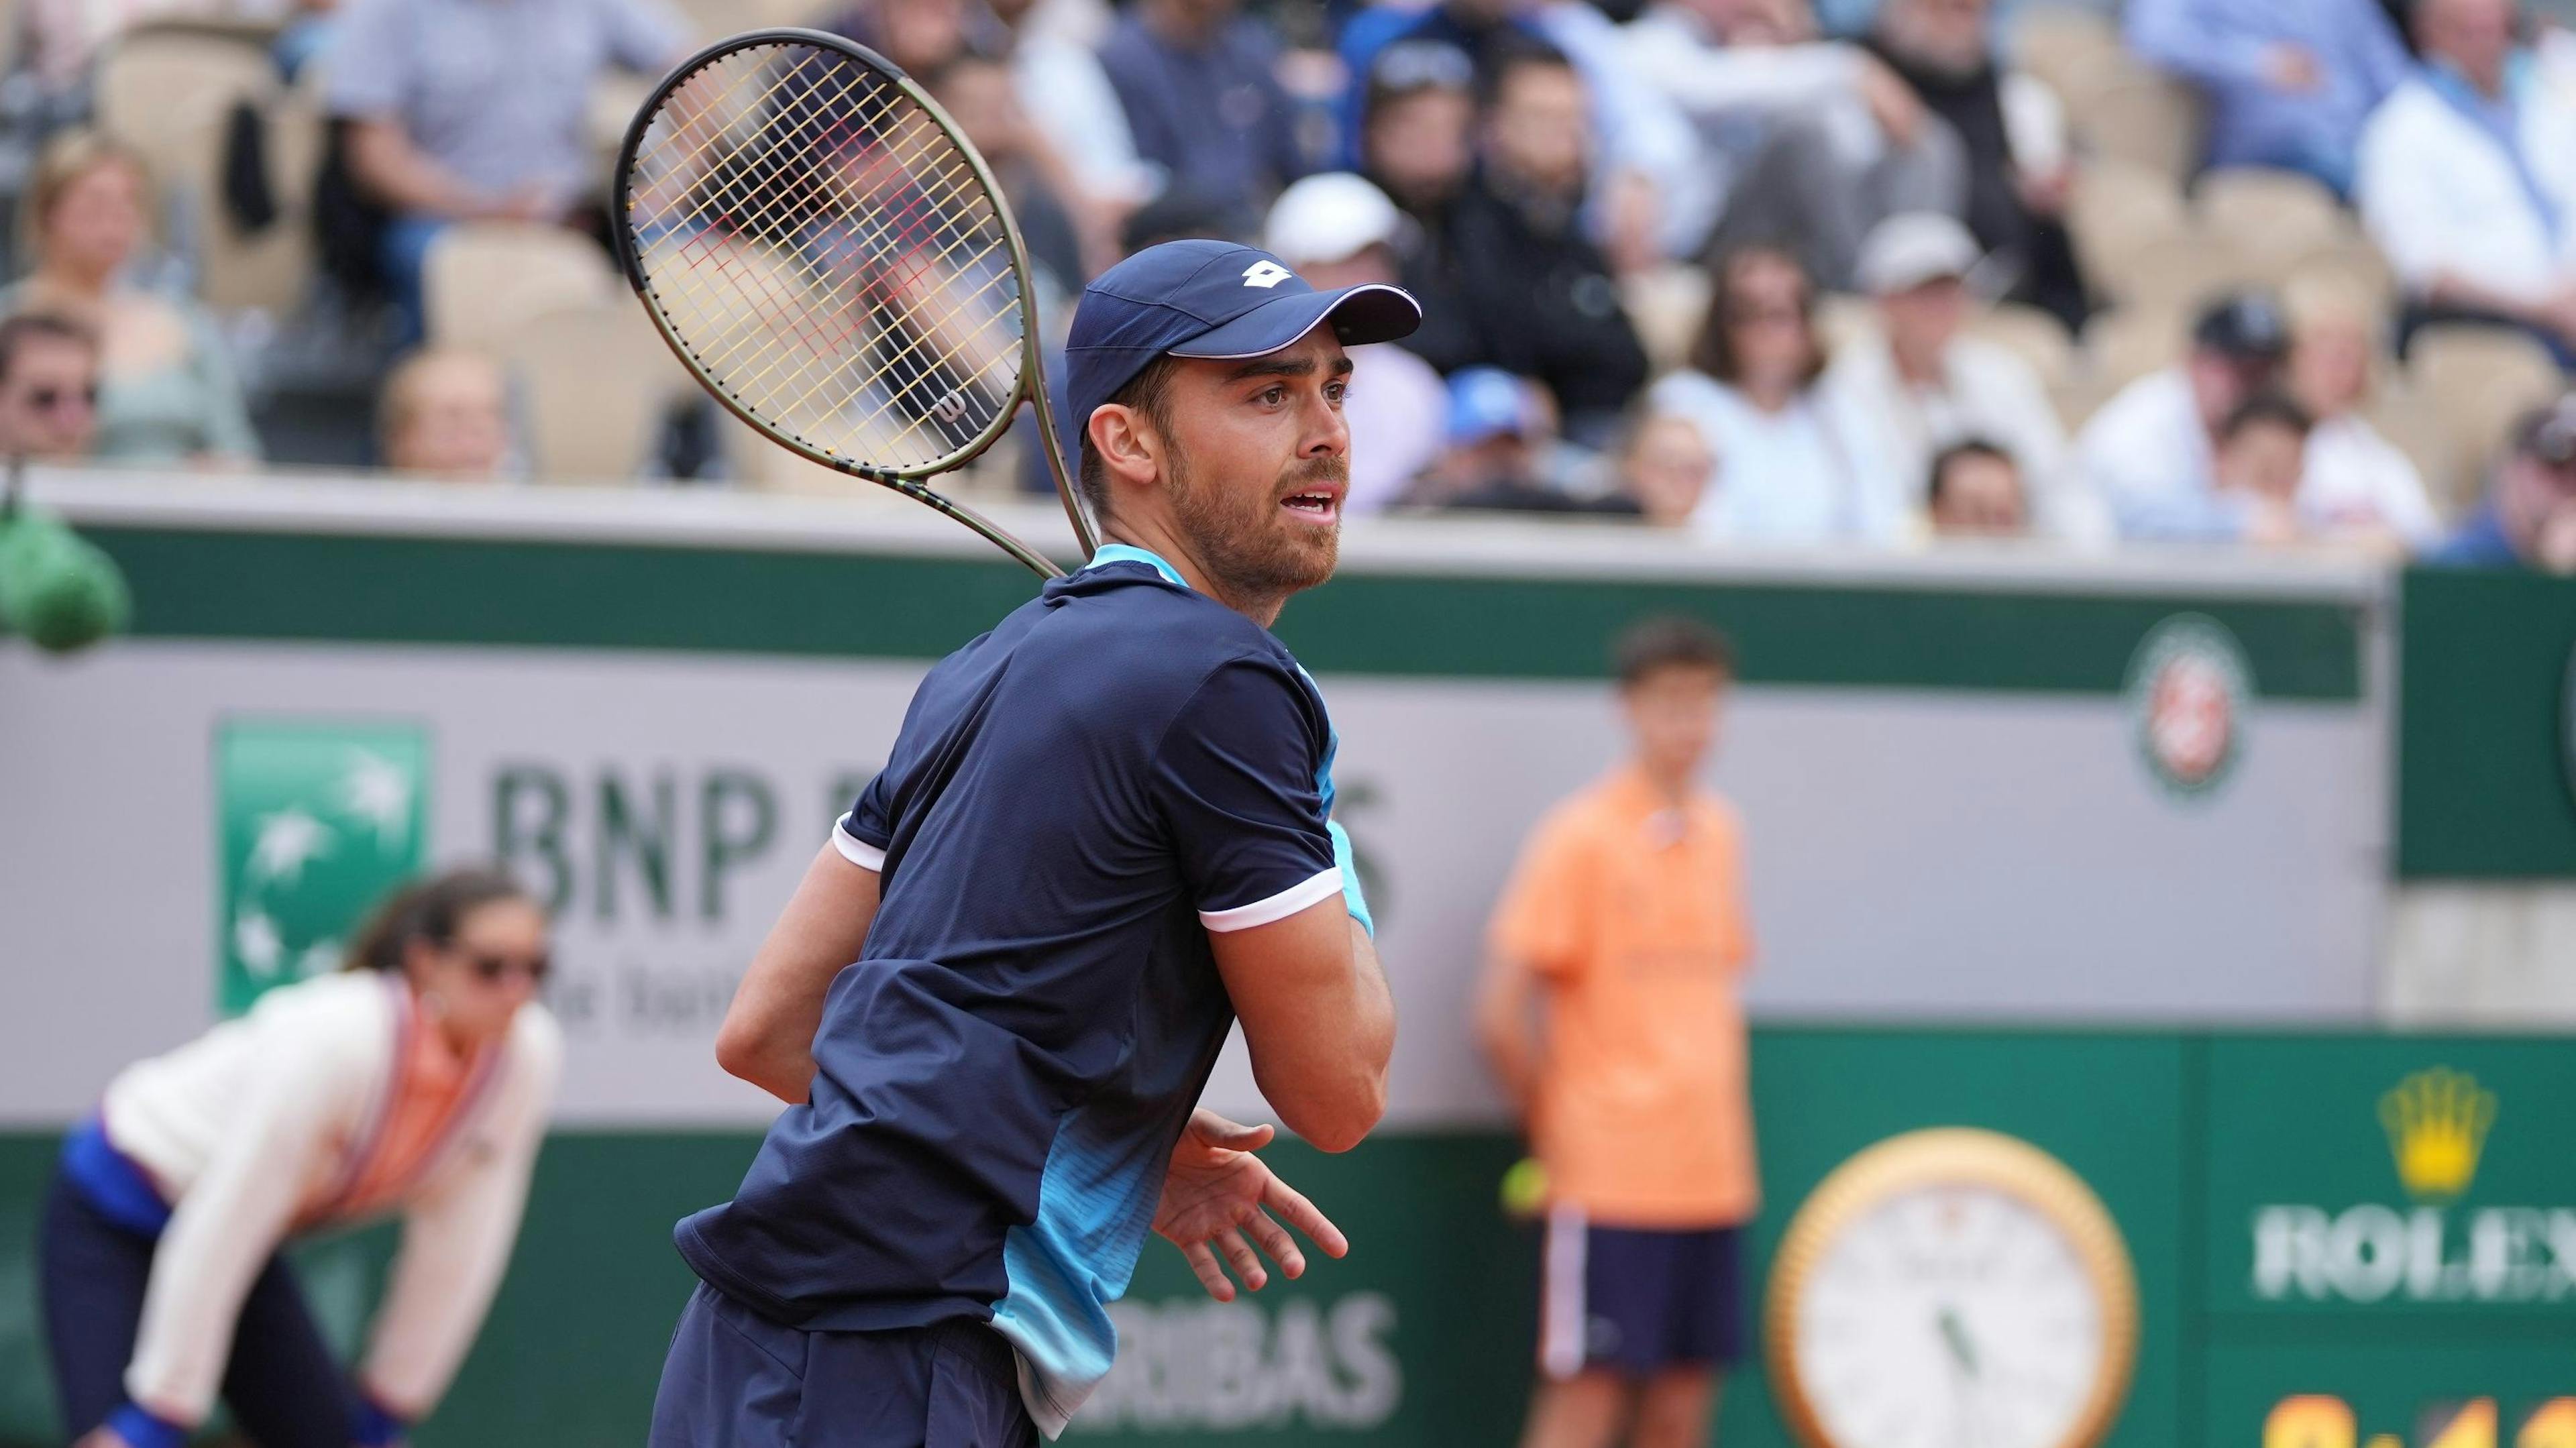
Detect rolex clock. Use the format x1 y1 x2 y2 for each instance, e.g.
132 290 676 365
1766 1127 2139 1448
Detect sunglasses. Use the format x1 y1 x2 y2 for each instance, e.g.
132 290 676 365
464 950 551 985
1729 301 1807 327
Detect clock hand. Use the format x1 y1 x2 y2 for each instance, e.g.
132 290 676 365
1936 1304 1981 1381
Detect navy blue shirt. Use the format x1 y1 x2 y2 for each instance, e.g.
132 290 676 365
674 549 1340 1431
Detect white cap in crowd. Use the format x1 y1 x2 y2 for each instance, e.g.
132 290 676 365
1263 172 1406 270
1855 211 1984 296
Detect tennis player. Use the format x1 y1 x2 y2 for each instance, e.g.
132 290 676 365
648 239 1414 1447
40 867 561 1448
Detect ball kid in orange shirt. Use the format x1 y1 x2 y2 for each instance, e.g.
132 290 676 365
1478 616 1756 1448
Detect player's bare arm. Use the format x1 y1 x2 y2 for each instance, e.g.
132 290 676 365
714 844 878 1103
1214 903 1395 1152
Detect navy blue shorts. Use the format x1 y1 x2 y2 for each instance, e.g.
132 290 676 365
649 1283 1036 1448
1536 1211 1748 1379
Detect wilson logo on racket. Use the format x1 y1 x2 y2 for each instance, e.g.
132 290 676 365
1241 261 1295 289
930 390 970 425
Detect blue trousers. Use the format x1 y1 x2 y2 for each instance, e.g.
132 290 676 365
40 1164 358 1447
379 214 450 351
649 1282 1037 1448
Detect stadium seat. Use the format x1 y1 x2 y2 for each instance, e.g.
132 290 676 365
665 0 824 41
195 87 325 314
2065 158 2190 286
423 222 619 351
2085 306 2187 390
1966 302 2076 384
2065 57 2204 185
2047 370 2121 433
96 23 290 309
2365 384 2466 518
2196 168 2349 262
2010 6 2125 112
500 302 696 482
95 24 277 180
2406 325 2565 496
2113 231 2265 318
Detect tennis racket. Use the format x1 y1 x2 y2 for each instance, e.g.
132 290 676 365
614 29 1097 578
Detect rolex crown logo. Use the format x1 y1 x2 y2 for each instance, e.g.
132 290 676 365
2379 1067 2497 1202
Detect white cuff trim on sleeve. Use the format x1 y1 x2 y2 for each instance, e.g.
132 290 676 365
1198 866 1343 933
832 814 888 872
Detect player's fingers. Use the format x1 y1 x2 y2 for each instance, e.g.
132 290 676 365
1244 1207 1307 1279
1262 1176 1350 1259
1182 1240 1236 1302
1189 1109 1273 1151
1218 1227 1268 1292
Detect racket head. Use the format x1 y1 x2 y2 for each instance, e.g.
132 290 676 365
614 30 1036 486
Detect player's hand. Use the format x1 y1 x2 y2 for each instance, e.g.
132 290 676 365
75 1430 136 1448
1153 1109 1348 1302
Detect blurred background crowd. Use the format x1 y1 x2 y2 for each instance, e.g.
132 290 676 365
4 0 2576 569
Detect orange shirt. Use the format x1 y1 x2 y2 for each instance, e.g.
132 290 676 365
1489 767 1758 1228
306 983 491 1225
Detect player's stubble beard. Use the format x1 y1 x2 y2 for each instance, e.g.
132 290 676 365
1165 445 1345 619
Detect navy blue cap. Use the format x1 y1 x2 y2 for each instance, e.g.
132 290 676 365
1065 239 1422 440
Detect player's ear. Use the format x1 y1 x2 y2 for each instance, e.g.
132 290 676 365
1088 403 1163 492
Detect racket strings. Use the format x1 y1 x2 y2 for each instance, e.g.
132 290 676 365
628 42 1024 472
659 70 972 374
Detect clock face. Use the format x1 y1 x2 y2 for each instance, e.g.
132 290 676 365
1790 1184 2109 1448
1768 1129 2138 1448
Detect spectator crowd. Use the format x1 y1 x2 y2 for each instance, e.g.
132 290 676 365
1 0 2575 571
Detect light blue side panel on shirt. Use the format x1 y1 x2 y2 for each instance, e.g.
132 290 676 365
988 1099 1190 1435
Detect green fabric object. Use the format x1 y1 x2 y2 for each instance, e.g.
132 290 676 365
0 505 130 653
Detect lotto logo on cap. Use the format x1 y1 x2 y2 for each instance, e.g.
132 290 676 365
1063 239 1422 436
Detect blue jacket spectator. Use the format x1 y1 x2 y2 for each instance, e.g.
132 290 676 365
2428 395 2576 571
2356 0 2576 366
2125 0 2410 194
1097 0 1311 237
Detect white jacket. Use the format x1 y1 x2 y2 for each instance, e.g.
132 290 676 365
2357 63 2576 304
100 971 561 1425
1823 331 2109 542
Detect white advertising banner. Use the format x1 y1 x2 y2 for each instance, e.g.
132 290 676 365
2 637 2381 1129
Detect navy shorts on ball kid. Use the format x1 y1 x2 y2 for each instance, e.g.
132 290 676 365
649 1283 1036 1448
1537 1210 1748 1379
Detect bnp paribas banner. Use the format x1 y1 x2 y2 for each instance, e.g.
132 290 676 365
0 488 2387 1127
214 720 430 1014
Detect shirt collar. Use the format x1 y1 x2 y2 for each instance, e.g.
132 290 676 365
1085 543 1190 590
2424 51 2532 116
1607 765 1701 840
